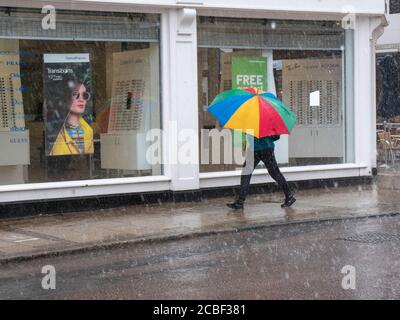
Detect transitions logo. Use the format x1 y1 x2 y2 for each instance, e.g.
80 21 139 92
47 68 73 74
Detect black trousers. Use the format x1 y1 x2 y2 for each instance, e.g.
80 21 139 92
237 148 292 203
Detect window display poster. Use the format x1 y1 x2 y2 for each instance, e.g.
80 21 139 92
108 49 150 133
231 56 268 91
282 58 342 126
219 50 262 93
0 40 25 131
231 56 268 146
43 53 94 156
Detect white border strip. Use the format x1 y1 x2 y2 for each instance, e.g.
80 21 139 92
0 176 171 203
199 163 369 189
0 175 169 192
0 0 385 16
0 164 370 203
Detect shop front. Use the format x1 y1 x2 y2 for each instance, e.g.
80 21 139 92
0 1 387 206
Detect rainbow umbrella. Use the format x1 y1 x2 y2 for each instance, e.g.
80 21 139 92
207 88 297 138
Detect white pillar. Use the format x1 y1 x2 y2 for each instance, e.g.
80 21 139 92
353 17 374 171
162 9 200 191
353 16 386 172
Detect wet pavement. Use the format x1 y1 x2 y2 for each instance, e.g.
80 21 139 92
0 213 399 299
0 180 400 262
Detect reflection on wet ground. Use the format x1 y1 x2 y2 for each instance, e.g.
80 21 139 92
0 179 399 261
0 214 399 299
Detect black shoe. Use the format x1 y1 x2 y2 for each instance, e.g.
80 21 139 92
227 202 244 210
281 195 296 208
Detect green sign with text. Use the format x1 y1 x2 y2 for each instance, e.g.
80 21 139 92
231 56 268 146
232 56 268 90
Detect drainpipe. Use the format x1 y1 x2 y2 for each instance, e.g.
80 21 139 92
370 15 388 174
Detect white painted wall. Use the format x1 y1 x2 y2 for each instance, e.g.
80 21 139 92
377 13 400 46
1 0 386 15
354 16 385 171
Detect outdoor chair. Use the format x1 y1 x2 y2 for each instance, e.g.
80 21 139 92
377 131 400 167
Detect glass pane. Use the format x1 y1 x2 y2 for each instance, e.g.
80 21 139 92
0 8 162 185
390 0 400 14
197 17 348 173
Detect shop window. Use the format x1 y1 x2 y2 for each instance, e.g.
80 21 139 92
0 8 162 185
376 53 400 120
390 0 400 14
197 17 349 172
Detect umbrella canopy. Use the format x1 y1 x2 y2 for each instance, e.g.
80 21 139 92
207 88 297 138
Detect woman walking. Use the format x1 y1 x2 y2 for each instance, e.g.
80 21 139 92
207 88 297 209
227 135 296 209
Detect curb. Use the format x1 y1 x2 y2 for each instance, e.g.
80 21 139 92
0 210 398 265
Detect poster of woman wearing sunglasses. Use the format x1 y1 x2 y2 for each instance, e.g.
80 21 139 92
43 53 94 156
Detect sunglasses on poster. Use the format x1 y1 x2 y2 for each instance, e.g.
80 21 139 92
72 91 91 100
